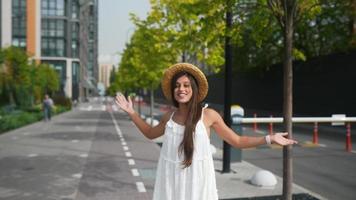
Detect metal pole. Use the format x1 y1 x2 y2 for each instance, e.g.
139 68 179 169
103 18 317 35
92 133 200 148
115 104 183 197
222 0 232 173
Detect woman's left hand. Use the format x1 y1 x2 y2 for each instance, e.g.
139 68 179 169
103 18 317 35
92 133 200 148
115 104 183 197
271 132 298 146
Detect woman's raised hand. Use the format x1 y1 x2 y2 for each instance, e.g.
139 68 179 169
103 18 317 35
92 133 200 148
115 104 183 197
271 132 298 146
115 93 135 115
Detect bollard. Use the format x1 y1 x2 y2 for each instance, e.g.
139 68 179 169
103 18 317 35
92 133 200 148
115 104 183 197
253 113 258 132
269 115 273 135
313 122 319 144
346 122 352 152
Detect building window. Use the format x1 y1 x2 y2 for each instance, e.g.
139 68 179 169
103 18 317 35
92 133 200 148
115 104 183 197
41 0 66 16
41 19 66 57
42 60 66 88
42 19 66 37
72 62 80 83
71 22 79 58
12 0 27 49
71 0 79 19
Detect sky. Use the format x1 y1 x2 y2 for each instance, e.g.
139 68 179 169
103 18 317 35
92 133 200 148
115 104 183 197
98 0 151 66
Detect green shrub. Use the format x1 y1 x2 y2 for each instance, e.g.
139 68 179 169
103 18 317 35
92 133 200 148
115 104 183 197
0 111 42 133
53 95 72 108
0 104 70 134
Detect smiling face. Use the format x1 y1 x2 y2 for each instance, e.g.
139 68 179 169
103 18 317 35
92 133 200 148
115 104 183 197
174 75 193 104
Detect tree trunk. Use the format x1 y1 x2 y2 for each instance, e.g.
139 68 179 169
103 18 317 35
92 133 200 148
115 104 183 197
351 0 356 45
282 2 294 200
150 87 154 126
138 89 142 116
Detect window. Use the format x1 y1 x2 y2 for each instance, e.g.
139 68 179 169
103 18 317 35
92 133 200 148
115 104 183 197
41 19 66 57
12 0 27 49
71 0 79 19
41 0 66 16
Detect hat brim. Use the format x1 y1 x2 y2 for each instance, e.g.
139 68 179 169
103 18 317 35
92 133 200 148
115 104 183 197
161 63 208 102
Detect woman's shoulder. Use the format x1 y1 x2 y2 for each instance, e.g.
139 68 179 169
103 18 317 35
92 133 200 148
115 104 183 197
203 107 222 122
160 109 175 123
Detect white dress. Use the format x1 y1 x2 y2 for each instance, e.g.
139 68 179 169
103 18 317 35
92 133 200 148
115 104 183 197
153 106 218 200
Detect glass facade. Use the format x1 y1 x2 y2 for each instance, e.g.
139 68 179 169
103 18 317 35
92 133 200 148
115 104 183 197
71 22 79 58
71 0 79 19
72 61 80 99
41 19 66 57
42 60 66 94
12 0 27 49
41 0 66 16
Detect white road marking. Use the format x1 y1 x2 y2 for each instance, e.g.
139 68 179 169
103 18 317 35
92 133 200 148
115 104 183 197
125 152 132 157
28 154 38 157
79 154 88 158
123 146 129 151
71 140 79 143
131 169 140 176
72 173 82 179
318 143 327 147
351 150 356 154
136 182 146 193
128 159 135 165
122 142 127 146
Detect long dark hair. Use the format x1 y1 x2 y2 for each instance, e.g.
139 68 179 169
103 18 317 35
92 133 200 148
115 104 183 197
171 71 202 168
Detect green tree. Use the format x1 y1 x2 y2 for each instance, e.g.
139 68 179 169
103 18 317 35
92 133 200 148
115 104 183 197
267 0 320 199
0 47 31 106
34 63 60 100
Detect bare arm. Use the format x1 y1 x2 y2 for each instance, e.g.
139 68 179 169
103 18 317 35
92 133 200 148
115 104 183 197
115 94 169 139
205 108 297 148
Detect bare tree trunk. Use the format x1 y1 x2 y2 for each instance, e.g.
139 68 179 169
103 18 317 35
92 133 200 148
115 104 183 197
138 89 142 116
282 1 295 200
351 0 356 46
150 87 154 126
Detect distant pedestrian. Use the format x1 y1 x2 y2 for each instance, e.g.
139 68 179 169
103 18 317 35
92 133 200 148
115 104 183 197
43 94 54 121
115 63 297 200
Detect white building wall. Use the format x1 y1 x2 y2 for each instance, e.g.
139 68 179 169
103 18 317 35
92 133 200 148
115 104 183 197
65 59 73 98
35 0 41 58
1 0 12 48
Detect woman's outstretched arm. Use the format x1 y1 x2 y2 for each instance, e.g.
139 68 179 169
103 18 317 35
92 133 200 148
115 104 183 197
204 108 297 148
115 94 170 139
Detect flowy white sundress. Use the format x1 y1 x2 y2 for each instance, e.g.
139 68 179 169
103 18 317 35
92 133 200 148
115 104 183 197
153 106 218 200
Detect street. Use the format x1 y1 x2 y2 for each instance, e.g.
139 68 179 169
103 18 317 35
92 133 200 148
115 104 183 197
0 98 355 199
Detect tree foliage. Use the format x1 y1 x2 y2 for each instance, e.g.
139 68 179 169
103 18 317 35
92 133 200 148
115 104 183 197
0 47 59 107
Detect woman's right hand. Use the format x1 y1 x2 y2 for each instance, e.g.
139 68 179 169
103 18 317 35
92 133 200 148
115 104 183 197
115 93 135 115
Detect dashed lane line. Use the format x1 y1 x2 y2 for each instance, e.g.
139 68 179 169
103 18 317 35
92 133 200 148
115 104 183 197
128 159 135 165
131 169 140 176
110 112 147 194
136 182 146 193
125 152 132 157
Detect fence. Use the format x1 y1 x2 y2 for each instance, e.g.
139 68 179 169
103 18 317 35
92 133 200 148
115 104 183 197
233 116 356 152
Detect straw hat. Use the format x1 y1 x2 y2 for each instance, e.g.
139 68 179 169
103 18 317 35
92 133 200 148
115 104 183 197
161 63 208 102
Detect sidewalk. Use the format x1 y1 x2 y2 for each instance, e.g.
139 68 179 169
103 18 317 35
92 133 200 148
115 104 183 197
133 101 326 200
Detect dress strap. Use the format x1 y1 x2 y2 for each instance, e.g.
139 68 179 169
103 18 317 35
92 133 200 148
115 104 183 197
169 111 175 120
201 104 208 121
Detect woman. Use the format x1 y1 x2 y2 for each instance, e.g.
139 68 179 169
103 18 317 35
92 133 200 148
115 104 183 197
115 63 297 200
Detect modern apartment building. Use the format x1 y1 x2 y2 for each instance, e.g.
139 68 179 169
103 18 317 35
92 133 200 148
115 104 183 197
0 0 98 101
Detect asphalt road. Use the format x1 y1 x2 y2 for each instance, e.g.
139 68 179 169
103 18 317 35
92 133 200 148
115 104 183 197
242 124 356 200
1 97 355 200
0 99 158 200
